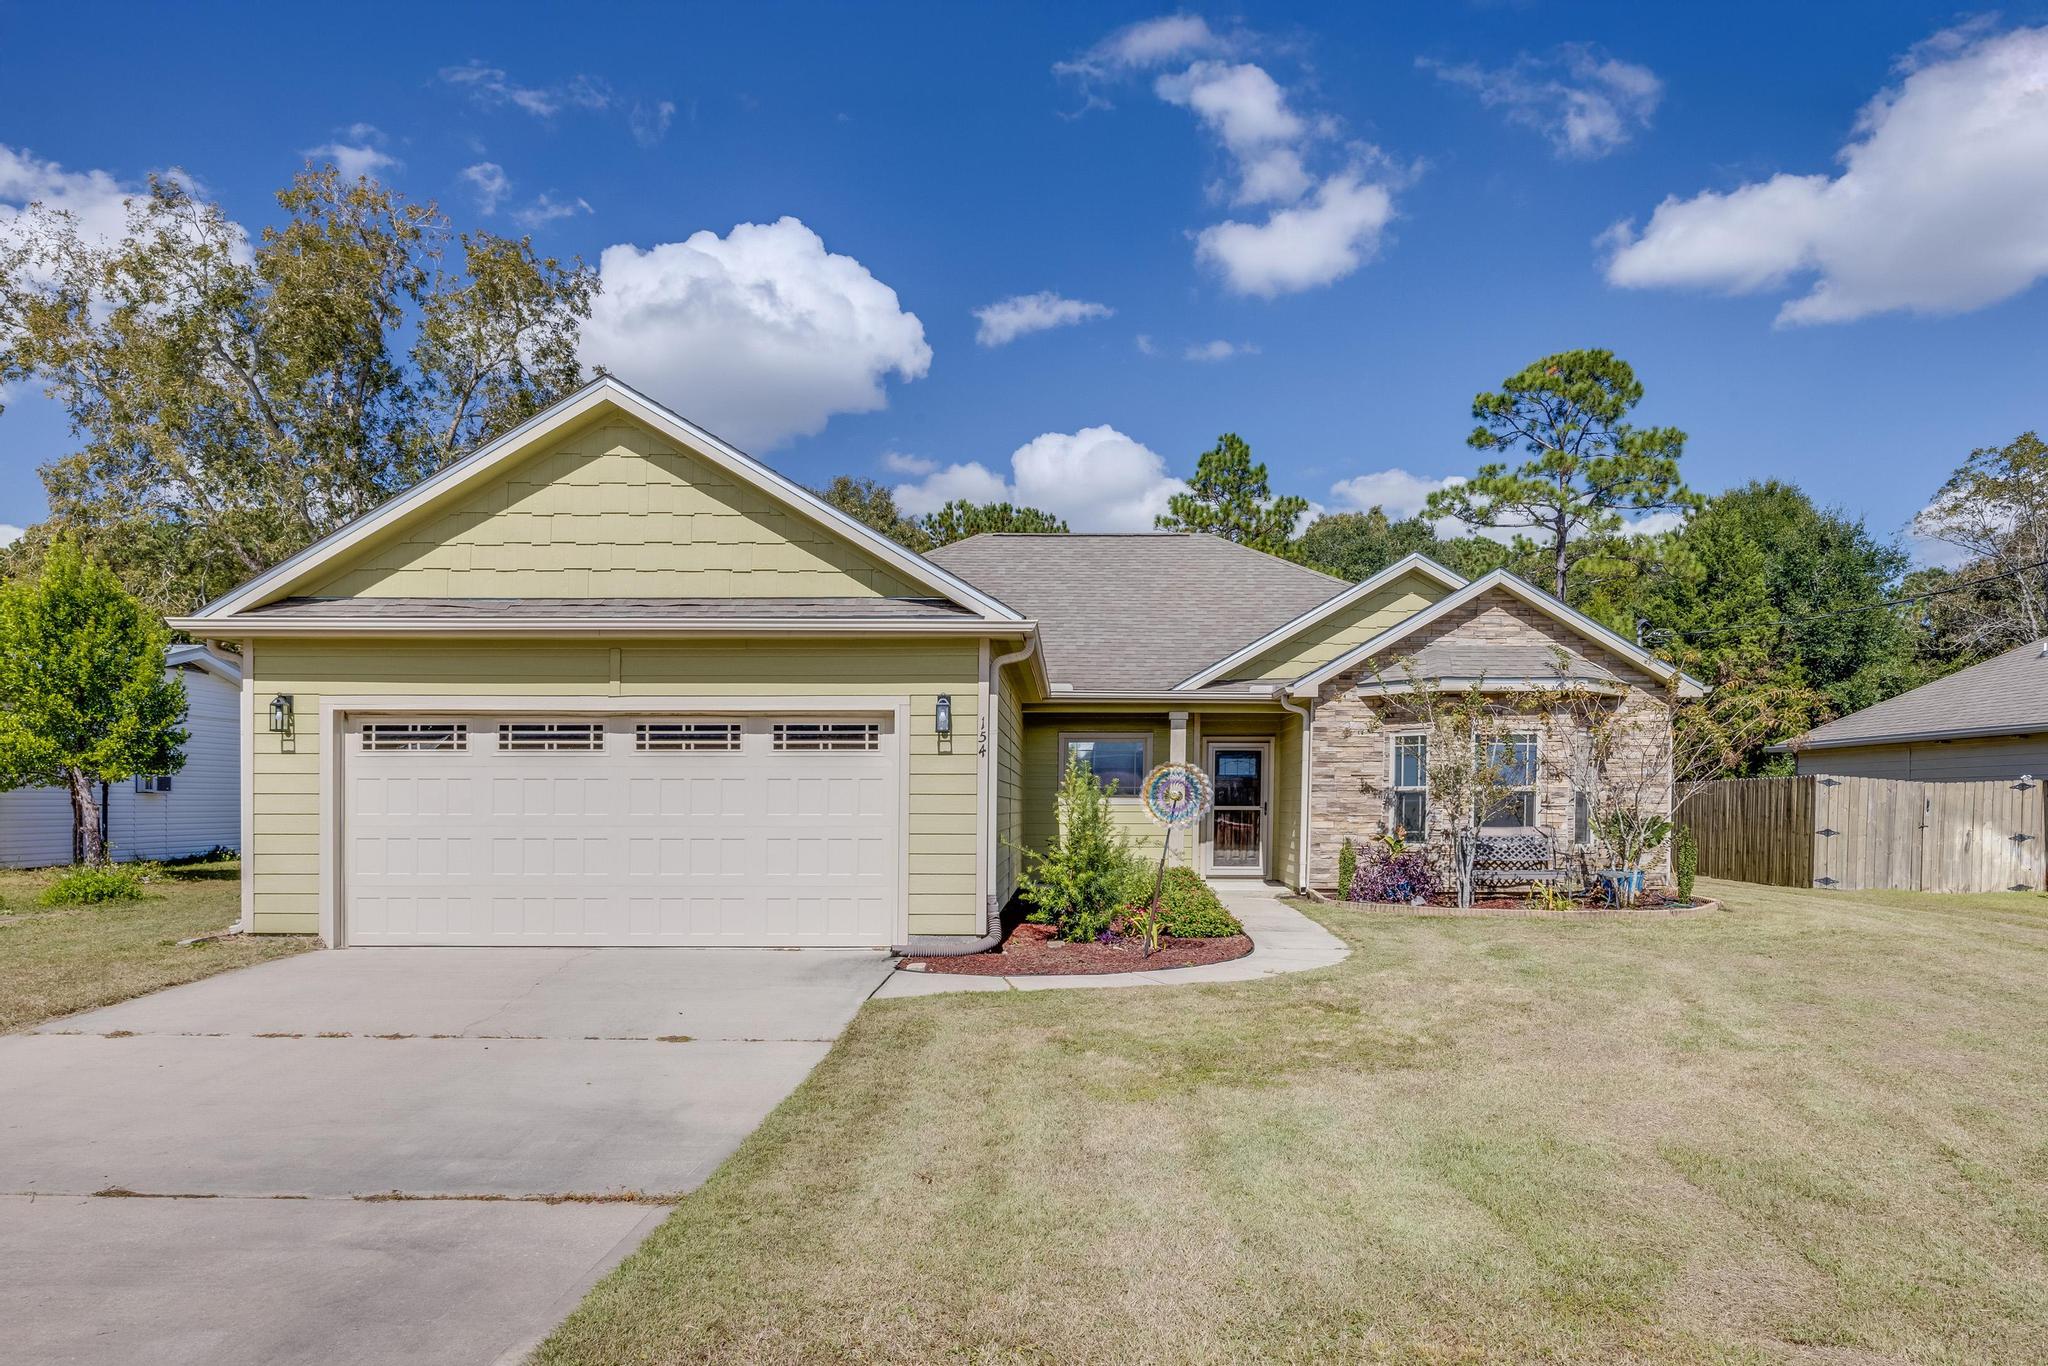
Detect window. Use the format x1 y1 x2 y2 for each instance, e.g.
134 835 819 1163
362 722 468 752
497 721 605 752
134 774 173 794
1060 734 1150 796
1477 731 1538 828
636 721 741 752
1390 733 1427 837
773 721 881 752
1574 788 1592 846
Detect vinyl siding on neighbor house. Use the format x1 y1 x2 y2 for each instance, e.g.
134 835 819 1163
302 414 927 601
1795 735 2048 783
245 637 984 938
1238 572 1452 681
0 662 241 869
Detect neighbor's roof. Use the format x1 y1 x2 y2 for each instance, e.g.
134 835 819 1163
1782 639 2048 751
239 596 975 622
928 533 1348 692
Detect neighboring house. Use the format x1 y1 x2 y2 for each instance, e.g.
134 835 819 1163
171 377 1699 952
0 644 242 868
1777 639 2048 781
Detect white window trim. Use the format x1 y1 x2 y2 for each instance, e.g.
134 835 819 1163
1057 730 1154 801
1476 727 1541 828
1387 729 1429 836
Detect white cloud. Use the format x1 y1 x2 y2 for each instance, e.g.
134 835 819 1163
894 425 1185 531
1621 509 1689 538
460 161 509 213
513 193 592 229
881 450 935 476
1328 468 1458 518
1195 171 1396 297
579 216 932 450
972 291 1113 347
1603 24 2048 325
1135 333 1158 356
1423 46 1662 159
1056 13 1227 80
0 144 138 258
1065 21 1408 296
1183 339 1258 361
439 62 611 118
1155 61 1309 203
303 124 399 180
630 100 676 147
0 523 23 549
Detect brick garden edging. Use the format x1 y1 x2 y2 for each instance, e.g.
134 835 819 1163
1341 896 1722 920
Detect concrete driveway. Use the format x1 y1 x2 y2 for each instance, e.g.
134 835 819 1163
0 947 894 1366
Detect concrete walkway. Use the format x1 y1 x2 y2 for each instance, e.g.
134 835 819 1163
874 882 1347 998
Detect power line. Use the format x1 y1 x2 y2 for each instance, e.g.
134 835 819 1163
1640 554 2048 647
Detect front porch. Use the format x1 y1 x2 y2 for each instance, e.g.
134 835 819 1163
1017 701 1309 889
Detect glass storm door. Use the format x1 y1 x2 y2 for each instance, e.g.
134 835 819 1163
1207 744 1267 875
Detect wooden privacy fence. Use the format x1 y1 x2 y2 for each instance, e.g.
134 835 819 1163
1677 775 2045 893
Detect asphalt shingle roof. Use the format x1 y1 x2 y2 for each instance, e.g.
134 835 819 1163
1790 638 2048 748
926 533 1348 691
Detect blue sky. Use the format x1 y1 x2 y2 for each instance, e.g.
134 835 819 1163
3 2 2045 562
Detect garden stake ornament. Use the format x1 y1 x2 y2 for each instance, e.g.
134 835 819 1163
1139 762 1215 957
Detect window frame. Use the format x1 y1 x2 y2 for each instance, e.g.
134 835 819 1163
496 720 607 753
1474 728 1540 829
771 720 884 753
361 721 470 753
1057 731 1154 801
1387 730 1429 838
634 720 743 753
133 773 174 795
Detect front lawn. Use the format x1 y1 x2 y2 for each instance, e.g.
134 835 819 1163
540 880 2048 1363
0 857 311 1032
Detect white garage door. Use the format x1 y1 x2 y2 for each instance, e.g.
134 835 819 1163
342 712 900 947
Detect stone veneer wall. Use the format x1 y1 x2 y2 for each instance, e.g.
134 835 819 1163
1307 591 1676 890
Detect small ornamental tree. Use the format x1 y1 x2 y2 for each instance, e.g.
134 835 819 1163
0 538 188 864
1018 750 1133 941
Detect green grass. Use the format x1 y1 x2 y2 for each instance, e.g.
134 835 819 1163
538 880 2048 1364
0 857 311 1032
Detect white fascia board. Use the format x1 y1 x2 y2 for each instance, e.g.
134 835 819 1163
189 377 1022 624
168 616 1037 641
165 642 243 683
1172 553 1467 691
1287 569 1705 699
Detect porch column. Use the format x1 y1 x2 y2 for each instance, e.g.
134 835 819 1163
1168 711 1189 765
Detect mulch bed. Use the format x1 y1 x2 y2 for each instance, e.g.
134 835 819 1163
900 920 1254 976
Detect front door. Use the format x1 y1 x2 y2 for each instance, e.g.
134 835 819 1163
1205 741 1268 877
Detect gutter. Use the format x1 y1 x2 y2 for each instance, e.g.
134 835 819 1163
169 618 1035 640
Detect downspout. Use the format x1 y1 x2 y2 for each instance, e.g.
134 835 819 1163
906 632 1037 956
1278 692 1312 893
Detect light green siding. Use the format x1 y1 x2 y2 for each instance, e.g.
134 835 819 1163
994 664 1025 904
301 414 926 600
245 637 983 939
1240 572 1450 681
1022 715 1174 862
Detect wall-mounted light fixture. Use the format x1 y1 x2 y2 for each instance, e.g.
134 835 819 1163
934 694 953 737
269 694 295 734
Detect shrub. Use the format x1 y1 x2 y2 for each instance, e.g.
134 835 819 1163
1349 849 1439 904
1336 836 1357 898
1019 752 1134 941
1118 860 1245 938
40 862 156 905
1674 825 1698 901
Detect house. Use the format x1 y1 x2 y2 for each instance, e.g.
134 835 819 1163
0 644 242 868
1777 639 2048 782
171 377 1699 951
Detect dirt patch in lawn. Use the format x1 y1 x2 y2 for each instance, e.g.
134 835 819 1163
901 920 1253 975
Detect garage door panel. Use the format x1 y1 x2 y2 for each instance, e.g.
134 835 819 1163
343 712 901 947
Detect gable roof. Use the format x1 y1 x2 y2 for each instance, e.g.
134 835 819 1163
927 533 1348 693
1780 639 2048 751
166 643 241 684
182 376 1021 625
1173 553 1467 689
1288 569 1706 699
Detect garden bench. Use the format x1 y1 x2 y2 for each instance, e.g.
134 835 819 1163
1470 829 1567 889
